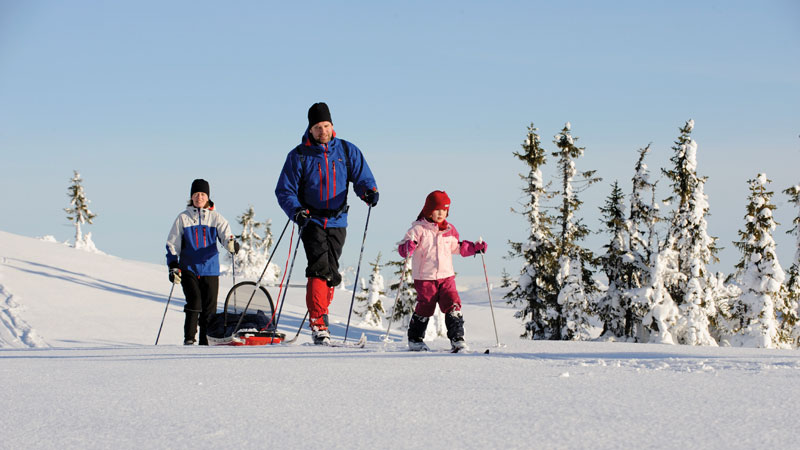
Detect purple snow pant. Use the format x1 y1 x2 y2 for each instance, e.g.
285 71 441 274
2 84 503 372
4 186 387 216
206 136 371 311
413 276 461 317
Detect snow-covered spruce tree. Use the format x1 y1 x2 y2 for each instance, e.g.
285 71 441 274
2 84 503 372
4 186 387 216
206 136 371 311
355 253 386 327
637 243 680 344
660 120 719 346
64 170 97 249
725 174 786 348
503 123 560 339
626 144 663 341
230 207 279 282
552 123 602 340
386 255 416 326
597 181 635 339
781 184 800 346
628 145 659 291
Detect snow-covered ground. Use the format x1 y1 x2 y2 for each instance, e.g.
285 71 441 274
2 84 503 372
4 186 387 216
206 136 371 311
1 229 799 449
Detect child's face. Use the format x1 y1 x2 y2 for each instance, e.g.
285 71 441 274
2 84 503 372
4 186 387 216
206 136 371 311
429 208 448 223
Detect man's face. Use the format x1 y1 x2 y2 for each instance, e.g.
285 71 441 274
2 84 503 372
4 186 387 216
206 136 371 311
310 121 333 144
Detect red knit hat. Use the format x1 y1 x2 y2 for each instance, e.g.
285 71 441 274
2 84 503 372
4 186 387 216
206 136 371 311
418 190 451 220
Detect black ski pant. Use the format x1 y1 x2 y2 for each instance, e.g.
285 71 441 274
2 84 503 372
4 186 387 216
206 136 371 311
181 271 219 345
301 223 346 287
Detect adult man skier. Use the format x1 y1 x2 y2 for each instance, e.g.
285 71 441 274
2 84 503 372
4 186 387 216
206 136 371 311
275 102 379 344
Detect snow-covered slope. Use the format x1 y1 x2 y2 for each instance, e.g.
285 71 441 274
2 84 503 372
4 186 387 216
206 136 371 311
1 230 799 449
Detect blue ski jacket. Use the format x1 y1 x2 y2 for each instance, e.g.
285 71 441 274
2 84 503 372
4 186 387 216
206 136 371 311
165 204 234 277
275 129 378 229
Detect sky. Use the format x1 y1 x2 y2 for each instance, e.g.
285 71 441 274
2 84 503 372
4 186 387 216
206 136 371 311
1 0 799 284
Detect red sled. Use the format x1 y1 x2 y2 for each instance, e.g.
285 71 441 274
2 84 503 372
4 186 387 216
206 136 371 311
206 281 287 346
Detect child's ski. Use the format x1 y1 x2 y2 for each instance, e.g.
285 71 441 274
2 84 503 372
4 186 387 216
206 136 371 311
327 333 367 348
301 333 368 348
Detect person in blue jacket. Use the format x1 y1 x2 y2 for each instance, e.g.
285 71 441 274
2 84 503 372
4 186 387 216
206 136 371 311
166 179 239 345
275 102 379 345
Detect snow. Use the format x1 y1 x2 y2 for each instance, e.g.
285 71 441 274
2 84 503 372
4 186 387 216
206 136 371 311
2 230 800 449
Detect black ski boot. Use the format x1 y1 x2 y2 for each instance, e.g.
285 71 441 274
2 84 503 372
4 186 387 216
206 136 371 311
445 311 468 352
407 313 430 351
184 311 199 345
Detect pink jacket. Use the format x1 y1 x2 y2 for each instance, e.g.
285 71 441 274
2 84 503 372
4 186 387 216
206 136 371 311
400 219 475 281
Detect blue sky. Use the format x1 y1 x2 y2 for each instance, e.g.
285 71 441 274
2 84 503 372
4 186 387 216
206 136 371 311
1 0 798 286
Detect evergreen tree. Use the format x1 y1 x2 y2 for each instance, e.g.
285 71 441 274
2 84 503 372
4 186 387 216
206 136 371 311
637 244 680 344
781 184 800 346
661 120 719 346
355 253 386 327
626 145 661 341
64 170 97 249
725 174 786 348
503 123 559 339
230 207 279 282
628 145 659 290
552 123 601 340
597 181 633 339
386 255 415 326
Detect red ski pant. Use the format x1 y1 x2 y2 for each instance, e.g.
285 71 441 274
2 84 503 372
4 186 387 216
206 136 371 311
413 276 461 317
306 277 334 329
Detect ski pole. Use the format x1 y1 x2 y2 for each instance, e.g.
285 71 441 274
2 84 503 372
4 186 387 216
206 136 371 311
155 283 176 345
263 225 296 332
382 255 411 342
230 218 291 335
231 245 237 312
273 223 305 330
343 205 372 343
477 237 500 347
284 311 309 344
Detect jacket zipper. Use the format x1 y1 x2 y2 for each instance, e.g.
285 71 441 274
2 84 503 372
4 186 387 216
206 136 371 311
318 162 323 201
324 147 330 209
194 208 200 247
323 145 330 229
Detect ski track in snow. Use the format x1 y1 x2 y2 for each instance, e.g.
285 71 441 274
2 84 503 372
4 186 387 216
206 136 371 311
0 282 47 349
344 339 800 376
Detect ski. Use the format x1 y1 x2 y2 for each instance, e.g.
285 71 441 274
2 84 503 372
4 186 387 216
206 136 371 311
324 333 367 348
406 344 489 354
297 333 368 348
451 347 491 354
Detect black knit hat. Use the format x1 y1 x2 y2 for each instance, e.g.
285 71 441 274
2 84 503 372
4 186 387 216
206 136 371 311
190 179 210 197
308 102 332 127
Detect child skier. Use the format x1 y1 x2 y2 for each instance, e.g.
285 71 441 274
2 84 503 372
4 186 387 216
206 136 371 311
397 190 487 351
166 179 239 345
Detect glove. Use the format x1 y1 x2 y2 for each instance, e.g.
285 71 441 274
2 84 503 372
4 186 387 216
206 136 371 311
398 240 417 258
459 240 487 257
227 238 240 254
169 268 181 284
361 188 379 207
294 208 311 227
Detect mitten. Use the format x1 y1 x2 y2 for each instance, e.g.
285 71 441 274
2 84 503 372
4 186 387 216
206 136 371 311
227 238 240 254
398 240 417 258
459 240 479 257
